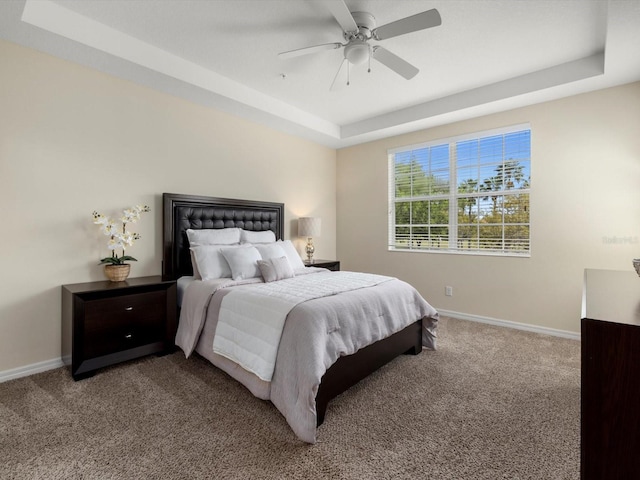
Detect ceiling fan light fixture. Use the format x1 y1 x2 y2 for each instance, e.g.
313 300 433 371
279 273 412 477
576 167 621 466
344 40 369 65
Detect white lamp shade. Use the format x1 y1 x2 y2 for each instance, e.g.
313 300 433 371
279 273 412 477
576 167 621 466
298 217 321 237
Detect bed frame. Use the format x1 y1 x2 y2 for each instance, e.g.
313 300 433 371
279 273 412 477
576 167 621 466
162 192 422 426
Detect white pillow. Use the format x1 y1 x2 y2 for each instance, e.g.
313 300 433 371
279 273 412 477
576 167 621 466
255 243 287 261
190 244 237 280
187 228 241 246
240 229 276 244
258 256 295 283
277 240 306 270
190 250 202 279
220 245 262 280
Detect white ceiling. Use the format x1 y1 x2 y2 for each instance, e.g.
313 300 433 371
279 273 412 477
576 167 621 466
1 0 639 148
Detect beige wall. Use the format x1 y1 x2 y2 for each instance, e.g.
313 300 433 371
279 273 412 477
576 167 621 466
2 35 638 375
337 82 640 334
0 40 336 373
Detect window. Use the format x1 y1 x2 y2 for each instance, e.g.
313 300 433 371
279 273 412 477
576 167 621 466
389 125 531 256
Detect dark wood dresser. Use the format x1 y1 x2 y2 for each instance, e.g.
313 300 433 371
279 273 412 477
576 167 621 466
62 275 177 380
581 269 640 479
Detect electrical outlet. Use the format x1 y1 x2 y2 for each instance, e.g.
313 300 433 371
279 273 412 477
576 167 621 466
445 286 453 297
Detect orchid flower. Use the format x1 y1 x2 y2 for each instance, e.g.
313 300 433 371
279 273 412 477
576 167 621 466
92 205 150 265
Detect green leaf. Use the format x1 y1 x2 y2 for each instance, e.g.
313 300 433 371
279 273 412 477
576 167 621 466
98 257 121 265
119 256 138 262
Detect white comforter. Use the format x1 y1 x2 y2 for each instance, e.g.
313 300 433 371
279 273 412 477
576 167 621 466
175 269 438 443
213 271 394 381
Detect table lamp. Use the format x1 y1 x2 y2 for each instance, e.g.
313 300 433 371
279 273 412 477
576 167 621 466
298 217 321 264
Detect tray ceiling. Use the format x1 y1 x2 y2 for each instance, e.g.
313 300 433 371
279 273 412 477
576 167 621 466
1 0 639 148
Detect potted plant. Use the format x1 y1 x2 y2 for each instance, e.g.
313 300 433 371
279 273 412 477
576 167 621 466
92 205 150 281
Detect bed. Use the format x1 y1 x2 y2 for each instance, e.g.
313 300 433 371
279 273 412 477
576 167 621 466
162 192 438 443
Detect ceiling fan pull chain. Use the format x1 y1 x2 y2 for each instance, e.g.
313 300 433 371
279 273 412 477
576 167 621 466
347 62 350 86
368 44 372 73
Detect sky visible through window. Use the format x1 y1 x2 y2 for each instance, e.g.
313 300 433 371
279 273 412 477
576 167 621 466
394 131 531 195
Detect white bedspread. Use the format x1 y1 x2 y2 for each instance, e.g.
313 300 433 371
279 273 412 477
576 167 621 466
213 272 393 381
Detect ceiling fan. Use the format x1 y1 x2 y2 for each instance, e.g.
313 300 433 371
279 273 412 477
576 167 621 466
278 0 442 88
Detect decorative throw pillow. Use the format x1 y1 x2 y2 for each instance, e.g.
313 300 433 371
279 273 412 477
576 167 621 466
220 245 262 280
187 228 241 246
240 229 276 244
258 256 295 283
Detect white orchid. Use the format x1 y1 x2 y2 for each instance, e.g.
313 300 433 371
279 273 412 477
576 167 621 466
102 220 117 236
121 205 149 224
92 212 107 225
123 209 139 223
92 205 150 265
119 231 139 247
107 237 125 251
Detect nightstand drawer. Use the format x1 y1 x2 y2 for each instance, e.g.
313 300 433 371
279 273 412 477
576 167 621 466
83 290 166 358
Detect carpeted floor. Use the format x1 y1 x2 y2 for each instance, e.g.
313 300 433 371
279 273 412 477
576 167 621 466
0 316 580 479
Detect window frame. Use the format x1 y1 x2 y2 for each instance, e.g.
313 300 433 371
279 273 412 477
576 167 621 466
388 123 531 257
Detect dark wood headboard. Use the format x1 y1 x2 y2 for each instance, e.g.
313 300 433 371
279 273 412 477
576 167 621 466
162 193 284 280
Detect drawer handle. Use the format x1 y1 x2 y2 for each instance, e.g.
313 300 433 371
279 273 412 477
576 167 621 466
125 306 133 311
125 334 132 339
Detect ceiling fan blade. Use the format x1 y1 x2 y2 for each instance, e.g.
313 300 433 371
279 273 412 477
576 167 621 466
325 0 358 33
278 42 343 60
372 8 442 40
372 46 419 79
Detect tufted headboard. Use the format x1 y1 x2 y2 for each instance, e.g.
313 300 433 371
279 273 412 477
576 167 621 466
162 193 284 280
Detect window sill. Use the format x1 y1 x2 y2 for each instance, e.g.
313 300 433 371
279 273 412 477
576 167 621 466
388 247 530 258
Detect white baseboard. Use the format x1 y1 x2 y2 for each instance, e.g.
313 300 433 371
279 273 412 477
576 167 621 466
0 357 65 383
437 308 580 341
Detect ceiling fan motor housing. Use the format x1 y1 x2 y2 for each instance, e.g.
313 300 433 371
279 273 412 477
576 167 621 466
349 11 376 38
343 12 376 65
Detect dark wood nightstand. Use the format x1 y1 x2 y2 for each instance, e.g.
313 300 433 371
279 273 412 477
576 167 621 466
304 259 340 271
62 275 177 380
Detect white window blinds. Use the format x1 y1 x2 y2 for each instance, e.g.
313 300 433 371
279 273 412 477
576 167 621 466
388 125 531 256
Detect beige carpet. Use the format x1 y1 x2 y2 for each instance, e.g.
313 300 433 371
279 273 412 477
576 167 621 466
0 316 580 479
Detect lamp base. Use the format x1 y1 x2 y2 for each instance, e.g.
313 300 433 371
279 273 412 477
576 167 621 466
305 237 315 264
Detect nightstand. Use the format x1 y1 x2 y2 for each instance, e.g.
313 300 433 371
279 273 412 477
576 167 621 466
304 259 340 271
62 275 177 380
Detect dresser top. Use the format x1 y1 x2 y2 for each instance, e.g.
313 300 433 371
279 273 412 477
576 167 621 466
582 269 640 326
